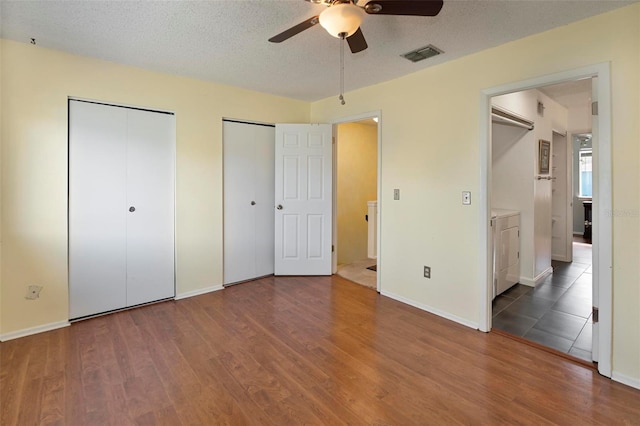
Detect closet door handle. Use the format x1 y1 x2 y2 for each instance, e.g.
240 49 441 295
129 206 136 212
276 205 283 210
251 201 256 206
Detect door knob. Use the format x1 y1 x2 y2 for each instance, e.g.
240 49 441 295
251 201 256 205
276 204 283 210
129 206 136 212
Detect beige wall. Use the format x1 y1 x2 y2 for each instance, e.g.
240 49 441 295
0 39 309 334
336 122 378 265
311 5 640 382
0 38 3 325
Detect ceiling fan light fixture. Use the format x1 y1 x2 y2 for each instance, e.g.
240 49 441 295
319 3 365 38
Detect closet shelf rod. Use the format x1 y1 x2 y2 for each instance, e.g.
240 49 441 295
491 106 534 131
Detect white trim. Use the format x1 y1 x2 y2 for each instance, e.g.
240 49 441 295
174 285 224 300
518 277 537 287
68 96 175 115
479 63 612 377
0 320 70 342
518 266 553 287
381 290 478 330
612 372 640 390
593 66 613 378
330 110 381 125
479 88 492 332
331 110 382 293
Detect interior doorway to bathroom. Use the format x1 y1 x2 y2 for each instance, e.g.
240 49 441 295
488 76 599 366
332 116 380 291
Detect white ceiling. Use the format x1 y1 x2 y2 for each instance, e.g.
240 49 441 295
1 0 635 101
539 78 592 108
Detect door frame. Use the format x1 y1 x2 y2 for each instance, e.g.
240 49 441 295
551 129 573 263
331 111 382 292
478 63 612 377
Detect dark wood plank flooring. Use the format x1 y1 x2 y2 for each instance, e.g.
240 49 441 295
2 275 639 425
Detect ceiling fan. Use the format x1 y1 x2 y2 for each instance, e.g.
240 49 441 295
269 0 444 53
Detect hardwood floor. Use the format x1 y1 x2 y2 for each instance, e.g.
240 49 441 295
2 275 639 425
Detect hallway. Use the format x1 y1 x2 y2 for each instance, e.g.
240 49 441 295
336 258 377 290
492 240 593 361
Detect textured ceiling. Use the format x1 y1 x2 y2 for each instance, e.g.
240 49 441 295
0 0 635 101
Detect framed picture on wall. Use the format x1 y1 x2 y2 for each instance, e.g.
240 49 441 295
538 139 551 174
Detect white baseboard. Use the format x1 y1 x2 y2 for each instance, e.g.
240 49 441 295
612 371 640 390
380 290 478 330
520 266 554 287
175 284 224 300
537 266 554 283
519 276 536 287
0 320 70 342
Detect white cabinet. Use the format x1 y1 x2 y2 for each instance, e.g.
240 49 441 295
69 100 175 319
223 121 275 285
367 201 377 259
492 209 520 297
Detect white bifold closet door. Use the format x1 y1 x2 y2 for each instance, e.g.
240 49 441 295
223 120 275 285
69 100 175 319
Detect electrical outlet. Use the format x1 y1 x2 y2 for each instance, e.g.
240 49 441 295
25 285 43 300
424 266 431 279
462 191 471 205
394 189 400 200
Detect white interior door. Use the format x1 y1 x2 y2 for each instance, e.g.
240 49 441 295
275 124 332 275
253 125 276 277
551 131 571 262
125 109 175 306
69 101 128 318
224 122 259 284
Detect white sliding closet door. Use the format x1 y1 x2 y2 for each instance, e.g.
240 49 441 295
223 121 275 285
69 102 128 317
69 100 175 319
125 109 175 306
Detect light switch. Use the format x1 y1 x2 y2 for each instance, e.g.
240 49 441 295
394 189 400 200
462 191 471 205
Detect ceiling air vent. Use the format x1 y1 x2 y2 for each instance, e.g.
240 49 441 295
401 44 443 63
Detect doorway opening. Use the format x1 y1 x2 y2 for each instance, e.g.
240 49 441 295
479 64 612 378
332 113 382 292
490 79 594 363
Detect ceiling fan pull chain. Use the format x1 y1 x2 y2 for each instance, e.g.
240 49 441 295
339 34 346 105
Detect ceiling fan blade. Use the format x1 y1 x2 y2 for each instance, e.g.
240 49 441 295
347 27 368 53
364 0 443 16
269 16 320 43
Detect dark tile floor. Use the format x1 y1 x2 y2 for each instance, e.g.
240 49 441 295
492 240 593 362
